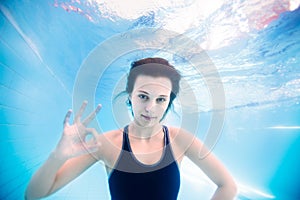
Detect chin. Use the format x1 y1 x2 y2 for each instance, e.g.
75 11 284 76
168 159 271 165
134 119 156 128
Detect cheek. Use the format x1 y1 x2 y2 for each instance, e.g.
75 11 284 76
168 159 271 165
130 98 142 112
157 104 169 114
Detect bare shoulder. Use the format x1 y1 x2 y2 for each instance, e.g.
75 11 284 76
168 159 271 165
102 129 123 141
165 126 197 164
167 126 199 142
96 128 124 168
167 126 204 155
97 129 123 151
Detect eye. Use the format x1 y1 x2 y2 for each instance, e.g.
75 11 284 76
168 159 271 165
138 94 148 100
156 98 166 103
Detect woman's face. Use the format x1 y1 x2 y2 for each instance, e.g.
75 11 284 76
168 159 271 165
130 75 172 127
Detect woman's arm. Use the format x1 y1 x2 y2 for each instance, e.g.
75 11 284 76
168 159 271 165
25 101 102 199
175 128 237 200
25 151 98 199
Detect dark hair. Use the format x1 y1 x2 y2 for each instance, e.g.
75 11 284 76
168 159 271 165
126 57 181 120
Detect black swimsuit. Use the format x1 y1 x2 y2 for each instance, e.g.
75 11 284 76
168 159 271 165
108 125 180 200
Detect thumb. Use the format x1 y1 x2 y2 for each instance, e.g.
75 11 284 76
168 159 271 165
83 139 101 159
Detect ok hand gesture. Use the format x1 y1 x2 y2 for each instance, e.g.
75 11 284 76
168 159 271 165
54 101 102 160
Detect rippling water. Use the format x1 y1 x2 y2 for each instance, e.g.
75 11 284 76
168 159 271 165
1 0 300 199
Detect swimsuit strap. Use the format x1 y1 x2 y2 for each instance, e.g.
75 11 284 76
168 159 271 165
122 125 130 151
163 125 170 145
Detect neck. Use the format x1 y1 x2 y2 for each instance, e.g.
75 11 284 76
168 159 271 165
129 122 162 139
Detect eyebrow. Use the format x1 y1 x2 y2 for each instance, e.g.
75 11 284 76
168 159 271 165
137 90 169 97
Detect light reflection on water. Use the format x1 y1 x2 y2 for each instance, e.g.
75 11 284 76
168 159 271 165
0 0 299 199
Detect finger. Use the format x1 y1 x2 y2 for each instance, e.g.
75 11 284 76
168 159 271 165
75 100 88 123
82 104 102 126
85 137 101 152
82 128 101 156
85 128 100 143
63 109 72 127
76 127 98 143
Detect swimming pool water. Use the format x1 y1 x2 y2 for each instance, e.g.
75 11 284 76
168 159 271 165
1 0 300 199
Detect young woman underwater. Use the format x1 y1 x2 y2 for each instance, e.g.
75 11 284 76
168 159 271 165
25 57 237 200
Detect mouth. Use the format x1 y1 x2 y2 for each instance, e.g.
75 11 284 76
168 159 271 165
141 114 156 121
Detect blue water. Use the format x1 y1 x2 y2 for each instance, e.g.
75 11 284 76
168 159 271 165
1 0 300 199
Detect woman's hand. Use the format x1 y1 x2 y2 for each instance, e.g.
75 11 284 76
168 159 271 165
54 101 102 160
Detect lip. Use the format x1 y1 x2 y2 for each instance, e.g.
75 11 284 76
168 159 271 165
141 114 156 121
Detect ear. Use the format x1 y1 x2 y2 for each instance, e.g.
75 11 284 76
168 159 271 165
127 94 132 107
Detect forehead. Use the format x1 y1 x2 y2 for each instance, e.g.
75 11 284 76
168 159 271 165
133 75 172 93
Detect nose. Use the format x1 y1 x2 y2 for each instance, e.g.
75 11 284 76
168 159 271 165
145 100 155 112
